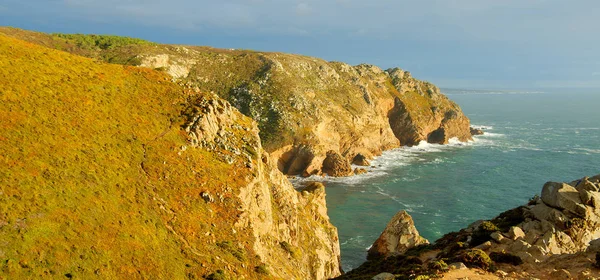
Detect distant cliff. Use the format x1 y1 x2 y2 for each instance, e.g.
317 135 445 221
0 33 340 279
0 27 472 177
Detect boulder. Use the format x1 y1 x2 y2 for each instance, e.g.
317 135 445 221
367 210 429 259
508 226 526 240
372 272 395 280
352 153 371 166
321 150 353 177
491 232 506 243
529 202 569 228
470 127 484 136
541 182 587 217
475 241 492 250
448 262 467 270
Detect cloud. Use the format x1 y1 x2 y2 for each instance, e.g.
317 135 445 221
296 3 311 16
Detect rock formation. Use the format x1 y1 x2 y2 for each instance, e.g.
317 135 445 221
183 95 342 279
0 27 473 178
367 210 429 260
339 174 600 279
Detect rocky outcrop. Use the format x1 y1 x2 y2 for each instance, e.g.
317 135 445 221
339 174 600 280
470 127 484 136
322 150 354 177
367 210 429 260
183 95 342 279
386 68 472 146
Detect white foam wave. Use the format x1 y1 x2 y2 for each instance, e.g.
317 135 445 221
575 148 600 154
477 132 505 138
471 124 494 130
290 128 497 187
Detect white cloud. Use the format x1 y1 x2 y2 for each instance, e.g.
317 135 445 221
296 3 311 16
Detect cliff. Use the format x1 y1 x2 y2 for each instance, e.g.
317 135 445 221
339 174 600 279
0 33 340 279
0 27 472 177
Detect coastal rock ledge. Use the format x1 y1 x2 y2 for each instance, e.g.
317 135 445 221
337 173 600 279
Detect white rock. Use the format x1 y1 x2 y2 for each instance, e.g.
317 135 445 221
508 226 526 240
372 272 395 280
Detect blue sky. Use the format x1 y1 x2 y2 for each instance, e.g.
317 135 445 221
2 0 600 89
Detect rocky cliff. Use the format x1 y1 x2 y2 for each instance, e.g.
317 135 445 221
339 174 600 279
140 50 473 177
0 27 473 177
0 33 340 279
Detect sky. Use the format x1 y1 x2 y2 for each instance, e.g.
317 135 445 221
2 0 600 89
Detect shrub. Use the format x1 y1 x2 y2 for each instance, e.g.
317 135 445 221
456 249 493 270
206 270 227 280
489 251 523 266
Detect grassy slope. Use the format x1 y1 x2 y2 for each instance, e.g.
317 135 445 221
0 34 264 279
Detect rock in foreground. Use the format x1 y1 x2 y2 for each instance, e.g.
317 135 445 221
338 174 600 279
367 210 429 260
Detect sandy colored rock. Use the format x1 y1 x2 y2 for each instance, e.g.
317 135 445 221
367 210 429 259
372 272 395 280
508 226 526 240
322 150 353 177
541 182 587 217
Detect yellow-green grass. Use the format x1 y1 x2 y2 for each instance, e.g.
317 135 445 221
0 34 262 279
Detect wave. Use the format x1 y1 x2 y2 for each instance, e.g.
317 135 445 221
291 134 497 187
477 132 505 138
470 124 494 130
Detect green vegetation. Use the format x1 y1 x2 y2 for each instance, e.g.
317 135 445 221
0 33 265 279
489 251 523 266
455 249 493 270
471 221 500 246
53 33 154 50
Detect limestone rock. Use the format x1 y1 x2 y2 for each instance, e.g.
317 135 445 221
541 182 587 217
508 226 526 240
475 241 492 250
491 232 506 243
372 272 395 280
367 210 429 259
448 262 467 270
322 150 353 177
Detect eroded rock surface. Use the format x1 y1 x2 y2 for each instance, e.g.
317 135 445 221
367 210 429 259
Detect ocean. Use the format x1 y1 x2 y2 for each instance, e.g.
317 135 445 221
293 89 600 272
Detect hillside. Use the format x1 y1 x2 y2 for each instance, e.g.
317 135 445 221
0 27 473 177
0 33 340 279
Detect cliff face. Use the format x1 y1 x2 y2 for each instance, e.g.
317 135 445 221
0 28 473 177
183 96 341 279
137 50 472 177
340 174 600 279
0 33 340 279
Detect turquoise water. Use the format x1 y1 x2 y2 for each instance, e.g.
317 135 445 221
297 89 600 272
